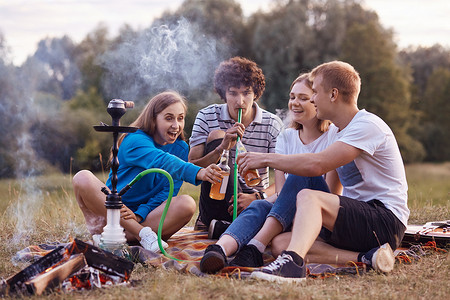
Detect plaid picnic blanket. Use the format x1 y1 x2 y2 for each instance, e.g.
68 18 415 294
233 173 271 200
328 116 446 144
128 227 278 278
13 227 367 279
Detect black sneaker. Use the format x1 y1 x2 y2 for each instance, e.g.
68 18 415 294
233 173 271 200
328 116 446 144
208 219 231 240
360 243 395 273
200 244 227 274
251 251 306 283
194 217 208 231
229 244 264 267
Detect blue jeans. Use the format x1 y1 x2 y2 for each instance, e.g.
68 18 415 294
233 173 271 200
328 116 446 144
223 175 330 250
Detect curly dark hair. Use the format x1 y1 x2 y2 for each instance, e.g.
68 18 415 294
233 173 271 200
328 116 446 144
214 57 266 101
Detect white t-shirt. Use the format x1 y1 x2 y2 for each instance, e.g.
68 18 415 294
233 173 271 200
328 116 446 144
275 126 338 178
329 109 409 226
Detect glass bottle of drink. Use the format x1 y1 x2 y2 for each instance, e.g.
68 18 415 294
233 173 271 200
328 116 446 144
209 149 230 200
235 140 261 187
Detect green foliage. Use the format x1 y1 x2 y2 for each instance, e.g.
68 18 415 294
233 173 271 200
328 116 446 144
73 24 112 101
341 20 425 162
63 88 112 172
418 68 450 161
248 0 315 111
66 86 106 111
168 0 245 56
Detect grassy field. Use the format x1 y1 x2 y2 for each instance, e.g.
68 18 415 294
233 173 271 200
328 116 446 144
0 163 449 299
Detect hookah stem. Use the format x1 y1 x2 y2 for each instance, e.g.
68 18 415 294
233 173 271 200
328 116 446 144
127 168 183 262
233 108 242 221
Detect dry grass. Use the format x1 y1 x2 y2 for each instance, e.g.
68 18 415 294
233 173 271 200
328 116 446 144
0 163 449 299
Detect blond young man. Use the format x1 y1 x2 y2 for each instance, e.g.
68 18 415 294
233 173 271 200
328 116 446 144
237 61 408 282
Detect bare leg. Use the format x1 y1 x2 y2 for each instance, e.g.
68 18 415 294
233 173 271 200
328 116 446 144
306 240 358 264
140 194 196 240
286 189 340 258
270 232 292 257
271 233 358 264
252 217 283 246
216 234 239 256
214 215 282 257
73 170 108 234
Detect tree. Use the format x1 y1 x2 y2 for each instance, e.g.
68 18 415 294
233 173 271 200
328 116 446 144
27 36 82 100
417 68 450 161
399 45 450 98
341 20 425 162
247 0 316 111
161 0 246 57
73 23 113 102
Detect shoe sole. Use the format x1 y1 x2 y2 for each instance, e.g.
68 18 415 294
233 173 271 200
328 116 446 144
251 270 306 283
200 252 226 274
373 243 395 273
208 219 218 239
141 240 169 253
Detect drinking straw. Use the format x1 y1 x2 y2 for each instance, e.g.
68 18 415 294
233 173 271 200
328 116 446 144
233 108 242 220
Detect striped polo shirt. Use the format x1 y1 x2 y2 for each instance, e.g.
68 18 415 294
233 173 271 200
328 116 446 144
189 103 284 193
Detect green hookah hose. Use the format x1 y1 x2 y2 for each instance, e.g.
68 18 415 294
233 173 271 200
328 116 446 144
125 168 182 261
233 108 242 221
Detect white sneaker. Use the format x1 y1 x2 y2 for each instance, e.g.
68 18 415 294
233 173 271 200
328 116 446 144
363 243 395 273
139 227 168 253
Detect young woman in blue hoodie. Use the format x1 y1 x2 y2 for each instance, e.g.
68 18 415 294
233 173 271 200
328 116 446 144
73 91 222 252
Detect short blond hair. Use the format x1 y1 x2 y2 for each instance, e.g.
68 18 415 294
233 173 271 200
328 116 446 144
310 61 361 103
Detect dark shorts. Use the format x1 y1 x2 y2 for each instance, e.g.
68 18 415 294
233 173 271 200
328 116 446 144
319 196 406 252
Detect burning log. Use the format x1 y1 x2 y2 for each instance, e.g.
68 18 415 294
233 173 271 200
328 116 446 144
6 245 68 294
70 239 134 279
24 254 86 295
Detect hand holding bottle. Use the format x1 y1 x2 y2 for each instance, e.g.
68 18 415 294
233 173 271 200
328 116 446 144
237 151 266 183
235 140 261 186
210 150 231 200
197 164 223 184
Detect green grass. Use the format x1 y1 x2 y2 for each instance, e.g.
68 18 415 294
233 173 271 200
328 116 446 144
0 163 449 299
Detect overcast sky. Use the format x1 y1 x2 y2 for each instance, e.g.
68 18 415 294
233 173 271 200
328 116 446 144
0 0 449 65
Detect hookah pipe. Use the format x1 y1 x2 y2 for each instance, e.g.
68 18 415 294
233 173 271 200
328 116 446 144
94 99 138 252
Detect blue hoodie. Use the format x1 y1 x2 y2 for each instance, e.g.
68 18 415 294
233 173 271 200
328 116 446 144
106 129 201 221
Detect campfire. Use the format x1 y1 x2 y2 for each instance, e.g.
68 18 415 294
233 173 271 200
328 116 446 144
2 239 134 296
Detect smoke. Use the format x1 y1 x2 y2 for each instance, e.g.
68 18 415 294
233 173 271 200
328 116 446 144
8 129 43 247
100 18 226 102
0 61 45 247
274 108 291 128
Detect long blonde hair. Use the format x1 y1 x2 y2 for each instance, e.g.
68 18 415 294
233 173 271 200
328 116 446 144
289 73 331 133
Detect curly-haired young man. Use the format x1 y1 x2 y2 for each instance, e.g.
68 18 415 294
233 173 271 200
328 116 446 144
189 57 283 235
